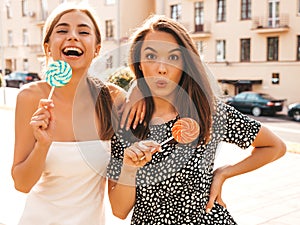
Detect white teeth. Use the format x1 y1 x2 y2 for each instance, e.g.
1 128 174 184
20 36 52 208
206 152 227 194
63 47 83 54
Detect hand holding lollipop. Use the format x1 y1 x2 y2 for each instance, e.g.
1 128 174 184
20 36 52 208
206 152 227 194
45 60 72 99
140 118 200 160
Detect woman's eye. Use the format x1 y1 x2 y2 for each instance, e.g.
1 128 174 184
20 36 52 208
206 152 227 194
169 54 180 61
79 31 90 35
145 53 156 60
56 29 67 34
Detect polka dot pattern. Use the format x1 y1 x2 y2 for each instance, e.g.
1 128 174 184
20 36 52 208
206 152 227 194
107 101 261 224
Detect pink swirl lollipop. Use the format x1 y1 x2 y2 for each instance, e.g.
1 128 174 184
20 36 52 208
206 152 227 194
45 60 72 99
171 118 200 144
160 118 200 146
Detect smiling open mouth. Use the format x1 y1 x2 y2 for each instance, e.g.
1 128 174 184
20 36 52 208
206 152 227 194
62 47 83 57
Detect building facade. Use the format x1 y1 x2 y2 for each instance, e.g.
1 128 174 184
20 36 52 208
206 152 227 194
0 0 299 104
0 0 156 79
163 0 300 104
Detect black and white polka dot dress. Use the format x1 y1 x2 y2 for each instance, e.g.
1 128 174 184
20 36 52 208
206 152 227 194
108 102 261 225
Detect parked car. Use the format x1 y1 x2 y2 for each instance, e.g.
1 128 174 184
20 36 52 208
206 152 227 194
287 103 300 122
226 91 285 117
5 71 41 88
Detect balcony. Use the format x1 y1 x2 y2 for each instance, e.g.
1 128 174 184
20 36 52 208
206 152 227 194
252 14 289 34
188 21 211 39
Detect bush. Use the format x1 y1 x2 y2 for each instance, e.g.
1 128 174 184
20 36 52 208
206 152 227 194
107 67 135 91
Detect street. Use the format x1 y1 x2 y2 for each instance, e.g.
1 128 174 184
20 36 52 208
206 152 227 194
1 87 300 225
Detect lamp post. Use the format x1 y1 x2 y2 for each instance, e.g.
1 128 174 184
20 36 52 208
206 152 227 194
0 1 7 105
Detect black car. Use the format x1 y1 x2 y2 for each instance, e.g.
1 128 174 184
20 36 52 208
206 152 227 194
287 103 300 122
226 91 285 117
5 71 41 88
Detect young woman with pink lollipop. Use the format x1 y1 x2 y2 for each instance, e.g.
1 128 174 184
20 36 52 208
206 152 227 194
11 3 143 225
107 15 286 225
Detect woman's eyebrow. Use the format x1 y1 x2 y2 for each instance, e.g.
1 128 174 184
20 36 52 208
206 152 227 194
55 22 69 28
54 23 92 29
143 47 157 53
169 48 181 53
78 24 92 29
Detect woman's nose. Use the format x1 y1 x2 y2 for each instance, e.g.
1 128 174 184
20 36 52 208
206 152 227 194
67 31 78 41
158 62 167 75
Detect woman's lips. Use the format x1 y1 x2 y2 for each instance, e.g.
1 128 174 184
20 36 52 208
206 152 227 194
155 79 168 88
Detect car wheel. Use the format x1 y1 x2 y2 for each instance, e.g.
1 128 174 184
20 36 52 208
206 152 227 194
292 110 300 122
18 82 24 88
252 107 261 117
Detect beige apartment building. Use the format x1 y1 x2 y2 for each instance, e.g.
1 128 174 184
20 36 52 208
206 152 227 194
0 0 300 104
0 0 156 79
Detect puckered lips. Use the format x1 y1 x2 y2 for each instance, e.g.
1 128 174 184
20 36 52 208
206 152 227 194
62 47 83 57
154 77 168 88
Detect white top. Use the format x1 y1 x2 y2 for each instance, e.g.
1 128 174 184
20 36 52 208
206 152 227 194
18 140 111 225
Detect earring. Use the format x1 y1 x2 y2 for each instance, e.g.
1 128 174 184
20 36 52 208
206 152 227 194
139 65 142 71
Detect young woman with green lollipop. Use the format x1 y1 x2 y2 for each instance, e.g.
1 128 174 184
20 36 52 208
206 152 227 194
11 3 144 225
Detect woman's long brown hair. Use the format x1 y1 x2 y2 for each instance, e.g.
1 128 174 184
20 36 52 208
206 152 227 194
128 15 216 145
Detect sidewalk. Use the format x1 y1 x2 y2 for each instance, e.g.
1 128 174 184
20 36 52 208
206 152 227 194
1 88 300 225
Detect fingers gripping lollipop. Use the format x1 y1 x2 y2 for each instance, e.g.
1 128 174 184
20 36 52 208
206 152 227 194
140 118 200 160
45 60 72 99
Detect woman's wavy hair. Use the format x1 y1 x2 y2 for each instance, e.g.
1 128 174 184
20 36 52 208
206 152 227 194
128 15 216 145
41 3 116 140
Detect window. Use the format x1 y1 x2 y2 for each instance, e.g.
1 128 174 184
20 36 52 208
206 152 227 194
268 0 280 27
22 0 29 17
105 20 114 39
195 41 204 58
41 0 48 20
267 37 278 61
23 29 29 46
216 0 226 22
297 36 300 61
171 4 181 21
240 38 250 62
6 0 12 19
216 40 226 62
241 0 251 20
105 0 116 5
23 59 29 71
272 73 280 84
195 2 204 32
8 30 13 47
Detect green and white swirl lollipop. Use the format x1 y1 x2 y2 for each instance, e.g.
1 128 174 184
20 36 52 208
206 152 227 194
45 60 72 99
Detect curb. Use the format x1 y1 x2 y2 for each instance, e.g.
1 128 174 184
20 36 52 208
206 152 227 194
0 105 14 111
285 141 300 154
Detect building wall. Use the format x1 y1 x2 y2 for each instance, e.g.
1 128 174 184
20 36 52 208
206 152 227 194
0 0 156 80
162 0 300 104
0 0 299 104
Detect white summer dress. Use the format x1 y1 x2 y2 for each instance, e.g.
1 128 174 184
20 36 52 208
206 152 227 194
18 140 111 225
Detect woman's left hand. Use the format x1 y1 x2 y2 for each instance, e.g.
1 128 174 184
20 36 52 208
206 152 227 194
120 81 145 130
206 165 228 213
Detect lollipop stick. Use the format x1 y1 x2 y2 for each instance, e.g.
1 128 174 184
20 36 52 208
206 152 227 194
48 86 55 100
160 136 174 146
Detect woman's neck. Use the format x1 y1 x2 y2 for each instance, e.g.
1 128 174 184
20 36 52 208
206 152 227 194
151 97 178 124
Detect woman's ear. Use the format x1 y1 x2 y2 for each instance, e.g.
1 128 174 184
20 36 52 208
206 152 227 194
94 44 101 57
44 43 51 56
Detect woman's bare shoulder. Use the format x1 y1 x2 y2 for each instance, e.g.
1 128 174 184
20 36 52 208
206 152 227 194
16 81 49 107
